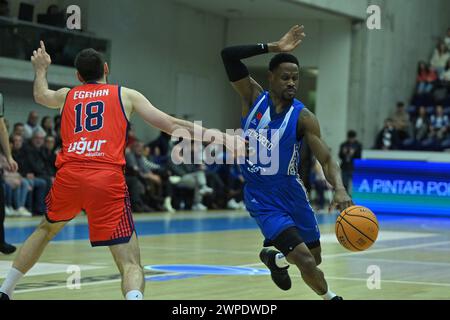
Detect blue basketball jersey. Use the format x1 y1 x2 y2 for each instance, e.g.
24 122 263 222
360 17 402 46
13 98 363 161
239 91 320 245
240 91 304 185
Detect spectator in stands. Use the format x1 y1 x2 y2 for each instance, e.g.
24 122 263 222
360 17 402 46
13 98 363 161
374 118 400 150
416 61 438 95
0 0 10 17
41 116 55 137
430 41 450 77
22 129 51 215
43 135 57 177
1 153 32 217
168 146 212 211
12 123 25 139
391 102 410 142
224 160 245 210
126 125 137 149
53 115 62 149
413 106 430 142
126 141 166 211
142 145 176 212
441 59 450 84
445 28 450 50
429 105 449 141
147 131 172 158
338 130 362 193
23 111 43 140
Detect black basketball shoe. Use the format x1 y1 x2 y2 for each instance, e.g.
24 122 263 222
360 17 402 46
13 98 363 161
259 248 291 291
0 292 10 300
0 243 16 255
331 296 343 300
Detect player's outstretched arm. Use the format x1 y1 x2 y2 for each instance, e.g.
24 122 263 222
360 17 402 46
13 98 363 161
31 41 69 109
298 108 353 212
125 88 247 157
221 25 305 117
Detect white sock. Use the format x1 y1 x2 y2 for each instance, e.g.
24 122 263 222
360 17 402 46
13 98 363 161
320 289 337 300
125 290 143 300
0 267 24 298
275 253 289 268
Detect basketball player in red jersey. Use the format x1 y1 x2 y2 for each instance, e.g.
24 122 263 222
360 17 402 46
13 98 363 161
0 41 246 300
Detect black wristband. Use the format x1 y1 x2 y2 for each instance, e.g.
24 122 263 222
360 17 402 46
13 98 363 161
221 44 269 82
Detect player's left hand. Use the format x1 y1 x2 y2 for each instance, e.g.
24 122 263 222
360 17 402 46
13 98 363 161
6 156 18 173
330 188 353 213
31 40 52 72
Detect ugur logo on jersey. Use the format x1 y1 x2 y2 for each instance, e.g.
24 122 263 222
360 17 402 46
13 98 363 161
68 137 107 157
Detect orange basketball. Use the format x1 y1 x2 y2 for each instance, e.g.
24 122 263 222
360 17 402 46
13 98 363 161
335 205 379 252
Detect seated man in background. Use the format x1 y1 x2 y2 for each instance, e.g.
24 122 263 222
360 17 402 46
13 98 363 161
168 144 212 211
374 118 400 150
22 129 51 216
23 111 43 140
429 105 449 141
390 102 411 143
126 141 164 212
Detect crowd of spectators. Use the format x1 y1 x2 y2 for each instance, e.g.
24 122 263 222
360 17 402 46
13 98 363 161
2 111 249 217
374 28 450 151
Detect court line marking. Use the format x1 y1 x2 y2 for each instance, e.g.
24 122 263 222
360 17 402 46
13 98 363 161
13 272 182 295
13 240 450 296
346 257 450 267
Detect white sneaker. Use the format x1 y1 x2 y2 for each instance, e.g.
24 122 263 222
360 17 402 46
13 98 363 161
16 207 32 217
238 201 246 210
192 203 208 211
169 176 181 185
199 186 213 196
5 206 15 217
163 197 176 213
227 199 240 210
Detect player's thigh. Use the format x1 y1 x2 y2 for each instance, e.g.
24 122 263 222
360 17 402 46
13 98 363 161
109 232 141 272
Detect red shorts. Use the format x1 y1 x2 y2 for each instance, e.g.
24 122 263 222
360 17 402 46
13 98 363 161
45 163 135 247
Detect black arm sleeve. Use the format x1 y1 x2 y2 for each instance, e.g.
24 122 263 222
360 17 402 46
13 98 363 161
221 44 269 82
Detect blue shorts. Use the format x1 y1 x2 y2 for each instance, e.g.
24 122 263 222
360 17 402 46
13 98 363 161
244 177 320 245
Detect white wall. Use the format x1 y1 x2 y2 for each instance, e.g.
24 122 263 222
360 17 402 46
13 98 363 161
226 18 352 156
292 0 367 19
57 0 232 143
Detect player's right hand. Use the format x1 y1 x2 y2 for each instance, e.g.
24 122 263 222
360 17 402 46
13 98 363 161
31 40 52 72
274 25 306 52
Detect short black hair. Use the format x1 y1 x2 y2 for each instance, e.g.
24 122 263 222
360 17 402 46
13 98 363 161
396 101 404 107
347 130 357 138
269 53 299 71
74 48 105 82
13 122 24 129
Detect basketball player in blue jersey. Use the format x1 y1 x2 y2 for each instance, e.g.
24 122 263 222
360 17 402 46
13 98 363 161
221 25 353 300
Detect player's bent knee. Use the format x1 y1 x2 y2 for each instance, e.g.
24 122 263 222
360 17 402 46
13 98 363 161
288 247 317 274
314 254 322 266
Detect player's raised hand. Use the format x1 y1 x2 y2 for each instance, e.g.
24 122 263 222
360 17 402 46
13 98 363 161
31 40 52 72
273 25 305 53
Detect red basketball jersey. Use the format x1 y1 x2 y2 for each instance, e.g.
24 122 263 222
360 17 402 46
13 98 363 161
56 83 128 168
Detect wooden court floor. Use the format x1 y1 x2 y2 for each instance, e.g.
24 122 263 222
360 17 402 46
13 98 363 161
1 211 450 300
